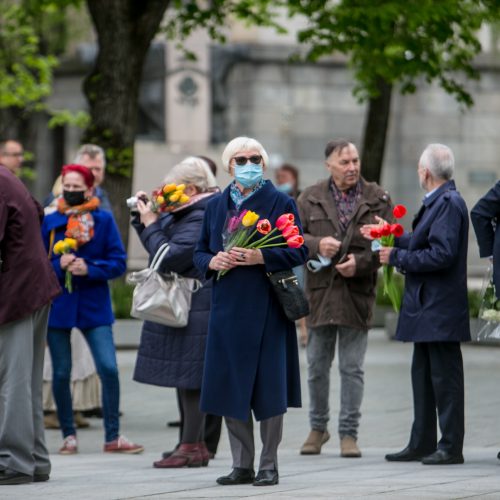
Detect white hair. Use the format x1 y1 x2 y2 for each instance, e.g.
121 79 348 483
419 144 454 180
163 156 217 192
221 136 269 172
74 144 106 168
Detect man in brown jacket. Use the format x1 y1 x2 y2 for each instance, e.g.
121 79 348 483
0 146 61 485
297 139 392 458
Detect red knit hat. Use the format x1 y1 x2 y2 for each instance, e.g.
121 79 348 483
61 164 95 188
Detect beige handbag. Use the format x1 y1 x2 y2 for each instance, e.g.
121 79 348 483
127 243 200 327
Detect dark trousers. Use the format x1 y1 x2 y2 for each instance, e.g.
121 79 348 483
176 388 222 454
408 342 464 455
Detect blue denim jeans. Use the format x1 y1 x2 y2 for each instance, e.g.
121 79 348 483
307 325 367 439
47 325 120 443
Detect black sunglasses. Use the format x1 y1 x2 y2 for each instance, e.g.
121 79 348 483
233 155 262 166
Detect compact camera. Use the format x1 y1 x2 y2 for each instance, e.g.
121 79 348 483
126 195 148 209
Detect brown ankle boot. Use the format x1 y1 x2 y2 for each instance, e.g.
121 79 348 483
300 429 330 455
153 443 203 468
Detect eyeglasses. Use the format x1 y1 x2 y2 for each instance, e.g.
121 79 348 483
233 155 262 166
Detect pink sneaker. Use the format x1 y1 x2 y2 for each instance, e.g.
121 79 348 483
59 435 78 455
104 435 144 454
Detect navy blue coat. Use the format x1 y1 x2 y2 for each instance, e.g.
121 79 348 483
471 180 500 299
132 194 216 390
390 180 470 343
42 209 126 329
194 181 307 421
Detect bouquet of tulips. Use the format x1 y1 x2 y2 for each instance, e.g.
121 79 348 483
53 237 78 293
369 204 407 312
151 183 190 213
218 210 304 279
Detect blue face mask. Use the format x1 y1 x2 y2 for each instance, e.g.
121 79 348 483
277 182 293 194
235 163 263 188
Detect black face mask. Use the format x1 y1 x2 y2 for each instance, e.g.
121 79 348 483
63 190 86 206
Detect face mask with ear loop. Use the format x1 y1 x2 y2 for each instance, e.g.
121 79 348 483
234 163 263 188
63 190 86 206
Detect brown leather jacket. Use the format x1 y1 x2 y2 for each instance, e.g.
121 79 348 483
0 165 60 325
297 177 392 330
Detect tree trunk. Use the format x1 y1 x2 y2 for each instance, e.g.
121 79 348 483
360 78 393 184
82 0 170 248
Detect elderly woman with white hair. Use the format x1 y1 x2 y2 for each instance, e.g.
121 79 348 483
131 156 219 468
194 137 307 487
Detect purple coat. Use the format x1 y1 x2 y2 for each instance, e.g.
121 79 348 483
0 165 60 325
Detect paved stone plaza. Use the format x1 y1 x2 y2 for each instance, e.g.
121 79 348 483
4 328 500 499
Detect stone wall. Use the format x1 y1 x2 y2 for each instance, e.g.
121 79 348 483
217 45 500 275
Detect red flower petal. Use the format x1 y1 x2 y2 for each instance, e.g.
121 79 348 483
393 204 407 219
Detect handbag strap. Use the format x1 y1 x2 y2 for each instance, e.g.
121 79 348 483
150 243 170 271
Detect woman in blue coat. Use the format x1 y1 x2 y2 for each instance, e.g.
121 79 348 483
132 158 219 469
42 164 143 455
194 137 307 487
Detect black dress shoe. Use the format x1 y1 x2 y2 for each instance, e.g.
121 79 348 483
385 446 426 462
0 471 32 485
216 468 255 485
422 449 464 465
34 473 50 482
253 469 279 486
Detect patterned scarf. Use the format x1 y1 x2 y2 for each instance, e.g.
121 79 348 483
330 180 362 232
57 196 101 246
229 179 265 209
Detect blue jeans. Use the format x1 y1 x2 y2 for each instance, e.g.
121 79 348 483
47 325 120 443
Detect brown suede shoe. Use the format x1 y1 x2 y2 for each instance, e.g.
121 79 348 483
300 430 330 455
340 436 361 458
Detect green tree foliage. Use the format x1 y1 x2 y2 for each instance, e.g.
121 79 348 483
0 2 58 111
285 0 499 181
288 0 494 105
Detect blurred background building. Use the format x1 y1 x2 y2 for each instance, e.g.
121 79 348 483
17 12 500 273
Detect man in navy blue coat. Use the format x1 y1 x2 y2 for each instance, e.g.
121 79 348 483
377 144 470 465
471 180 500 301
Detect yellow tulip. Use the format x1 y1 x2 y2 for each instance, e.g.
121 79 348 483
53 241 63 254
156 195 165 204
242 210 259 227
169 193 180 202
162 184 176 194
66 238 78 250
176 184 185 191
179 194 190 204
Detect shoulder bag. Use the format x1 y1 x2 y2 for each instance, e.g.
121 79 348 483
267 269 310 322
127 243 201 327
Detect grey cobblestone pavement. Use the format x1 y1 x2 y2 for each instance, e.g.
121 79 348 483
3 328 500 499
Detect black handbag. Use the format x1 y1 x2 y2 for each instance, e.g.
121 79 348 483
267 269 310 322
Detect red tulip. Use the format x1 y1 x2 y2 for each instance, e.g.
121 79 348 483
393 205 407 219
282 224 299 239
370 228 381 239
276 213 295 231
257 219 271 235
390 223 404 237
286 235 304 248
380 223 392 236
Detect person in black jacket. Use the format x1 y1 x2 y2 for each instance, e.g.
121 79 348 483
471 180 500 301
131 157 219 468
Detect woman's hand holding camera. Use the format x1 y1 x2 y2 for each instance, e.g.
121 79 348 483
135 190 158 227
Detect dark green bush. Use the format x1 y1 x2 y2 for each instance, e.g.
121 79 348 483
111 279 134 319
468 289 482 319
